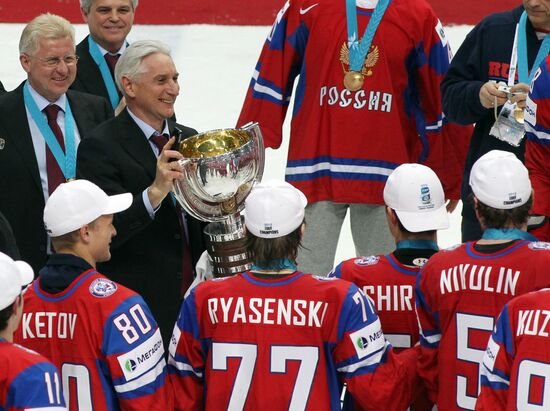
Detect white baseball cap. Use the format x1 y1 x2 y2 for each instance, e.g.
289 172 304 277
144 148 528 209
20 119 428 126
44 180 132 237
245 180 308 238
0 252 33 311
383 163 449 232
470 150 531 209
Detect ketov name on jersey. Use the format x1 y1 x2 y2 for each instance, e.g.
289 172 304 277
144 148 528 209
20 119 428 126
21 312 77 339
207 297 329 327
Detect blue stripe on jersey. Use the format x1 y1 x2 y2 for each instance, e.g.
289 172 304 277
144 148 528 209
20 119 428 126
115 359 167 400
386 254 418 276
7 361 65 409
286 156 398 182
268 16 287 51
102 294 159 355
480 373 509 390
337 346 389 378
328 263 343 279
427 41 449 77
181 289 201 339
526 122 550 144
322 341 342 410
292 60 306 117
337 285 357 341
34 270 97 302
465 241 527 259
493 305 514 356
288 21 308 58
95 358 118 410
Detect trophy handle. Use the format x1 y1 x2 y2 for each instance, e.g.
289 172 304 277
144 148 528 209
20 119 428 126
240 122 265 185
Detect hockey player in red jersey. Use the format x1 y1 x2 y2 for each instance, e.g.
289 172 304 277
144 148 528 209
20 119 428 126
416 150 550 411
476 287 550 410
169 180 416 411
237 0 471 277
330 163 449 410
13 180 172 410
0 252 66 411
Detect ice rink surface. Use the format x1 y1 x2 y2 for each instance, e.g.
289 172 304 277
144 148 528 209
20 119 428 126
0 23 473 266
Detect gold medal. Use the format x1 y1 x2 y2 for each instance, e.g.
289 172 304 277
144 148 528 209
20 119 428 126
343 71 364 92
514 106 524 124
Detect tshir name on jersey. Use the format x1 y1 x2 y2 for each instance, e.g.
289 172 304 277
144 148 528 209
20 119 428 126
362 285 414 312
21 312 77 339
439 264 520 295
517 309 550 337
207 297 329 327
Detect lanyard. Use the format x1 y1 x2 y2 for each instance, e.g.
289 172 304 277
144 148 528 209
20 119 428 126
251 259 298 271
517 11 550 84
345 0 390 71
23 82 76 180
87 36 120 110
396 240 439 250
481 228 536 241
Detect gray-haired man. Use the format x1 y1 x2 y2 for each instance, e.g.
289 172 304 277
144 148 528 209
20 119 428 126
77 40 205 348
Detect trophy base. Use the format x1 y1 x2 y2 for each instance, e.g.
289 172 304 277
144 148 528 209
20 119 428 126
204 216 251 277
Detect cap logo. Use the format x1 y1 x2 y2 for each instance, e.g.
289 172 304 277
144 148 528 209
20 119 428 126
503 192 522 206
418 184 435 210
259 223 279 235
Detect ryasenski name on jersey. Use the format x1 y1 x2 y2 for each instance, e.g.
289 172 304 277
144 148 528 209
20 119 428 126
207 297 329 327
439 264 521 296
320 86 392 112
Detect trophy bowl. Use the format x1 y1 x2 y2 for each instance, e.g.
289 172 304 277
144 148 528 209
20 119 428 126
173 122 264 276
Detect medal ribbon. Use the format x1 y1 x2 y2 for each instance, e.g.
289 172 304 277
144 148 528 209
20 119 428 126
87 36 120 109
396 239 439 250
23 82 77 180
346 0 391 72
517 11 550 84
481 228 536 241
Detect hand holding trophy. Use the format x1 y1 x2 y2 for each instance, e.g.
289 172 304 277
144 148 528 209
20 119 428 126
172 122 264 277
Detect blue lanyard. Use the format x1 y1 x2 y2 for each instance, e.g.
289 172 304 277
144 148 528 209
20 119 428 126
517 11 550 83
87 36 120 110
345 0 390 71
23 82 76 180
396 240 439 250
482 228 536 241
251 259 298 271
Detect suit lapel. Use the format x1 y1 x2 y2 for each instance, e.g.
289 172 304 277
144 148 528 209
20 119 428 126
116 109 157 180
2 84 42 192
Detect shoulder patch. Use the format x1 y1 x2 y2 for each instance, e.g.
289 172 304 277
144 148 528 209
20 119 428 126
312 275 338 281
89 278 118 298
528 241 550 250
354 256 380 266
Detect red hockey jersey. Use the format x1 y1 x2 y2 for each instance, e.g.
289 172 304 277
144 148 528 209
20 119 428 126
416 241 550 410
331 252 434 410
237 0 471 205
168 271 416 411
13 269 172 411
0 340 66 411
477 288 550 410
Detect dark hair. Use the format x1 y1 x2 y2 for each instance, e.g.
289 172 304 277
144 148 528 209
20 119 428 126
246 223 304 269
0 297 19 332
471 193 533 229
395 214 436 238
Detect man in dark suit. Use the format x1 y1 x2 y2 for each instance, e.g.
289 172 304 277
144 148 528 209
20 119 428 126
71 0 136 111
77 40 205 346
0 13 112 273
0 81 5 94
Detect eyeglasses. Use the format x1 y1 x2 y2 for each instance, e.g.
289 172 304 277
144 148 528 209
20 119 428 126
33 54 79 67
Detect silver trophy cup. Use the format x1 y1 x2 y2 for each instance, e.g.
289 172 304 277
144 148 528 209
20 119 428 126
172 122 264 276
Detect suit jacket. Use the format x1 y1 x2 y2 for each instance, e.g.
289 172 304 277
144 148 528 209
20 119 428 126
76 109 205 345
0 210 19 260
0 81 5 94
71 35 119 104
0 83 112 273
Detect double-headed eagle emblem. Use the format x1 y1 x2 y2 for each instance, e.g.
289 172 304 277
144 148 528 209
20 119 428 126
339 42 380 77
